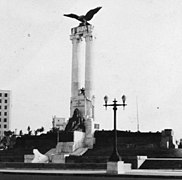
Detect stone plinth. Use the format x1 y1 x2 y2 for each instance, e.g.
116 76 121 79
24 155 34 163
70 96 85 118
137 156 147 168
58 131 85 142
51 154 68 163
56 131 85 153
84 118 95 148
107 161 131 174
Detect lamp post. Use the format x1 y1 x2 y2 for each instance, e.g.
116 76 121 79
104 95 127 162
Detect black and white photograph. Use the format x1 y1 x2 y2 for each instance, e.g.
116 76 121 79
1 0 182 179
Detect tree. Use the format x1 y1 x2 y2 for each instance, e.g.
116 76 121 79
4 130 13 137
39 126 44 133
0 130 15 149
27 126 30 133
35 126 45 135
27 126 32 135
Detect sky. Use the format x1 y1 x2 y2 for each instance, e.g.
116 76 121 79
1 0 182 138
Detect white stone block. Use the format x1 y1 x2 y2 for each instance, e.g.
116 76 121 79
85 118 94 137
73 131 85 142
107 161 131 174
124 163 132 172
137 156 147 168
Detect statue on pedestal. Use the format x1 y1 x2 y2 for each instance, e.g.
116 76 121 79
65 108 85 132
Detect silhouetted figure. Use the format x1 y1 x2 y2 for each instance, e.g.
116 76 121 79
64 7 102 26
65 108 85 132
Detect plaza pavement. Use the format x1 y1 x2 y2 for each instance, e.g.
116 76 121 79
1 169 182 180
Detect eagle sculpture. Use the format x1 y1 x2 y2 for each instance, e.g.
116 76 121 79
64 7 102 26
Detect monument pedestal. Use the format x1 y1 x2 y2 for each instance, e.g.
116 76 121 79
84 117 95 148
43 131 85 163
51 154 68 163
56 131 85 153
107 161 131 174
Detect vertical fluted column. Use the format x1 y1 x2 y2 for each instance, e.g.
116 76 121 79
70 35 82 97
84 28 95 118
85 34 94 99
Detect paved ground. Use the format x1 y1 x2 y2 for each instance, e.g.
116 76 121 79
1 168 182 176
2 169 182 180
0 169 106 174
128 169 182 176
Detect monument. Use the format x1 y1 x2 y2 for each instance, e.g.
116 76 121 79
65 7 102 148
69 24 95 147
31 7 102 164
63 7 131 173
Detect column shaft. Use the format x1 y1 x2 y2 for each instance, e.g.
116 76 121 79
85 34 95 100
71 35 82 97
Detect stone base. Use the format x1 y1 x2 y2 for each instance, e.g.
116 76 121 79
56 140 85 153
84 118 96 149
107 161 131 174
51 154 69 163
56 142 74 153
24 155 34 163
56 131 85 153
137 156 147 168
84 137 95 149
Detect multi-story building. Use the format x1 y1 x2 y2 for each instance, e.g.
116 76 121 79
0 90 11 139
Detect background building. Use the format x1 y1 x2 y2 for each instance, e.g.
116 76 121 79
52 116 66 131
0 90 11 139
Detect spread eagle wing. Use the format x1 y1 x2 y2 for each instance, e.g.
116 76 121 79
85 7 102 21
63 13 80 21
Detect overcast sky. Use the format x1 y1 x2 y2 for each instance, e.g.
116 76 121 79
1 0 182 138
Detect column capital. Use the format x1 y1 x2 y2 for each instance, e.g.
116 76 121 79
84 32 96 41
71 25 94 35
70 34 82 41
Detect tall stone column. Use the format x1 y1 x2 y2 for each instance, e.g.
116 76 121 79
84 27 95 119
68 25 97 148
83 26 96 148
70 34 82 98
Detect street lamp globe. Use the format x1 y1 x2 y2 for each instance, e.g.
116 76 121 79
104 95 108 104
121 95 126 104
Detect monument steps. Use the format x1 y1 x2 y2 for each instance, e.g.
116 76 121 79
0 162 106 170
70 147 88 156
66 155 145 169
66 155 109 164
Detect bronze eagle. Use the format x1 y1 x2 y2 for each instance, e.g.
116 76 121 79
64 7 102 25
